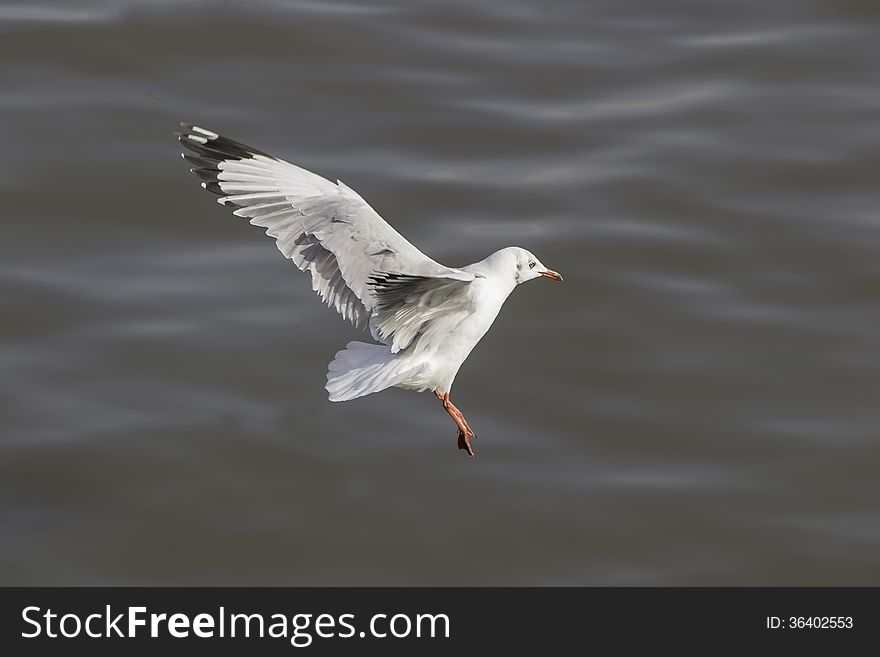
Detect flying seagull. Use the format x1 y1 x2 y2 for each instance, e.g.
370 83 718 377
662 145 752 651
177 123 562 457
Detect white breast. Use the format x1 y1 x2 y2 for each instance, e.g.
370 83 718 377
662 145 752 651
396 276 515 394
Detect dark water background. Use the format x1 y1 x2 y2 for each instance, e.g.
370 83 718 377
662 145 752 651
1 0 879 585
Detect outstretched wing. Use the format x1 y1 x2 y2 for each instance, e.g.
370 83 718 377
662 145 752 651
178 123 476 336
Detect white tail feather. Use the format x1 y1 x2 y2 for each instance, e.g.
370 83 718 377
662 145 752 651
326 341 418 402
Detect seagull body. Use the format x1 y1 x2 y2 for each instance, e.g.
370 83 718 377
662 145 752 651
178 124 562 456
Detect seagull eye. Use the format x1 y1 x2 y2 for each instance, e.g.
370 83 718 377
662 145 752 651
528 261 536 269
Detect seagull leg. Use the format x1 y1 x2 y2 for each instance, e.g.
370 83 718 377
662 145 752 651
435 390 476 457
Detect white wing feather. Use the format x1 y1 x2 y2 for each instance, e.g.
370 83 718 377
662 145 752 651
178 124 477 347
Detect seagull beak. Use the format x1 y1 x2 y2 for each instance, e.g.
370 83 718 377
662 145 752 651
540 269 564 282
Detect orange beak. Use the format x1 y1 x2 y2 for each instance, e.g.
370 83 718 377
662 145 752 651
540 269 564 281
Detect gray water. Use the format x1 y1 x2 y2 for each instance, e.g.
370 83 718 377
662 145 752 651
2 0 879 585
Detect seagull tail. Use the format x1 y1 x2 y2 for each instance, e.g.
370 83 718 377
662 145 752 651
325 341 413 402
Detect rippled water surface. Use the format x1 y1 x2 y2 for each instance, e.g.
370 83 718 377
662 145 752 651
2 0 879 585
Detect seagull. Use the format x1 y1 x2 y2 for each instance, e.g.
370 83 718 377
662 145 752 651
177 123 562 457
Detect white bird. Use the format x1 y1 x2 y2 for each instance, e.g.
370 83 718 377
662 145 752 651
178 123 562 457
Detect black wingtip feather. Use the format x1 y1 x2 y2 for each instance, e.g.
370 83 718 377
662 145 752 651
182 153 218 169
200 180 224 195
179 136 242 163
191 167 220 183
177 123 276 162
176 123 277 209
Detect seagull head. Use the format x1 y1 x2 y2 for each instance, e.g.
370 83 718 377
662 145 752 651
501 247 563 285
